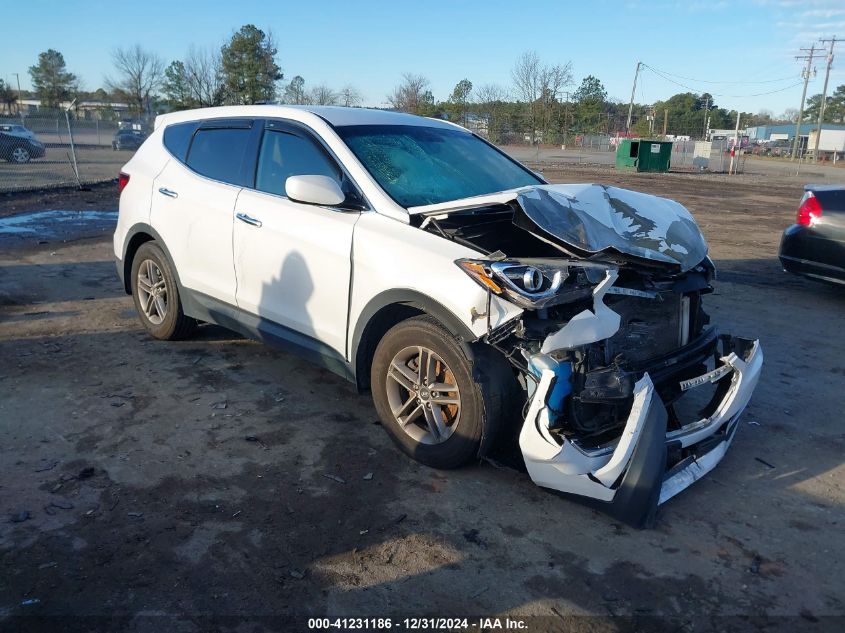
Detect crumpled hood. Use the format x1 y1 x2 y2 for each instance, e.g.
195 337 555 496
513 184 708 272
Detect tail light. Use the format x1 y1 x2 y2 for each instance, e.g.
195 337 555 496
118 172 130 193
796 191 822 226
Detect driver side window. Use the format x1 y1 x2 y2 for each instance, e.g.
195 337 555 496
255 129 341 197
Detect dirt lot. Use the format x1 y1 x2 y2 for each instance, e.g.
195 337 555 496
1 167 843 632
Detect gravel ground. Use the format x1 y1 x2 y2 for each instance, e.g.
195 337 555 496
0 167 843 632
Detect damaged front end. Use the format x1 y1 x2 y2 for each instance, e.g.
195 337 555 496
516 303 762 528
424 184 763 527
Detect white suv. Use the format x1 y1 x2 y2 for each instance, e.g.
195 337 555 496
114 106 762 526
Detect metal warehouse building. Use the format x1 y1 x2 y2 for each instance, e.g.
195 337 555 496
746 123 845 141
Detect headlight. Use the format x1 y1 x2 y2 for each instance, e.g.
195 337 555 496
456 258 612 309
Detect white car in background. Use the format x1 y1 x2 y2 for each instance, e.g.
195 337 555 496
114 105 762 527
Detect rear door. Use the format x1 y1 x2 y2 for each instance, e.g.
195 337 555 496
150 118 259 305
232 120 362 359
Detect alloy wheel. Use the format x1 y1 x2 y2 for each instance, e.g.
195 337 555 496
11 147 30 163
136 259 168 325
385 345 461 445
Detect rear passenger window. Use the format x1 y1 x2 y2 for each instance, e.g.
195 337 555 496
187 127 252 186
163 121 200 162
255 130 341 197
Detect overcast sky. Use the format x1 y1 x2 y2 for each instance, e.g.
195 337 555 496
4 0 844 114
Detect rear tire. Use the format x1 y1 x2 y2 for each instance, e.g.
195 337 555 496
130 242 196 340
370 315 505 469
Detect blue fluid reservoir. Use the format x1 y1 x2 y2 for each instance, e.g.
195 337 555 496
548 362 573 413
528 356 573 414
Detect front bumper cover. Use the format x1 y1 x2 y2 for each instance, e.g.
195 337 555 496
519 337 763 527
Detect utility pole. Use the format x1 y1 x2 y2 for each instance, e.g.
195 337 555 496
662 108 668 137
562 91 570 146
626 61 642 136
12 72 23 123
792 45 818 161
702 96 710 139
812 36 837 162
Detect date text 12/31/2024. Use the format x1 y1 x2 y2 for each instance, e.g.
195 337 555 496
307 617 529 630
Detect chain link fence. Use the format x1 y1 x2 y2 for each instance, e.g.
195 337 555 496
500 133 749 174
0 112 147 193
2 110 754 195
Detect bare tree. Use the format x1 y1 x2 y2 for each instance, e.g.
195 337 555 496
512 52 541 102
474 83 509 141
511 51 571 143
107 45 164 116
511 51 541 139
387 73 433 115
339 84 362 107
539 62 571 142
184 45 224 107
310 84 338 105
475 83 509 104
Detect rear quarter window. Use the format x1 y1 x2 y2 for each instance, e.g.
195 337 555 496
163 121 200 162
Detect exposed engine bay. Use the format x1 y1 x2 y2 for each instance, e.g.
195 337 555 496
417 184 763 527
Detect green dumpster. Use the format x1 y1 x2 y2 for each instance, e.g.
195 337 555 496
615 139 673 172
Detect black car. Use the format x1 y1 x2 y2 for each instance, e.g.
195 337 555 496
779 185 845 285
763 139 794 157
0 124 46 163
112 129 145 151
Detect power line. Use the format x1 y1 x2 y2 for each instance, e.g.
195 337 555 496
643 64 806 98
643 65 797 85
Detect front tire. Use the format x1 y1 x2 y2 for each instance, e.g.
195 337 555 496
371 316 499 469
130 242 196 340
10 147 31 163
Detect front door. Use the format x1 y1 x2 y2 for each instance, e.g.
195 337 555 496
233 122 361 359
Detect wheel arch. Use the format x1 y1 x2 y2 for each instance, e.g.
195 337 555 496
121 224 183 296
351 290 478 392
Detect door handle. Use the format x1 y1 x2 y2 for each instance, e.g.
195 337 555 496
158 187 178 198
236 212 262 228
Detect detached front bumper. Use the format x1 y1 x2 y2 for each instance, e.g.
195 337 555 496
519 336 763 527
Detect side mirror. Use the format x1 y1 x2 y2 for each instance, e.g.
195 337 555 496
285 175 345 207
